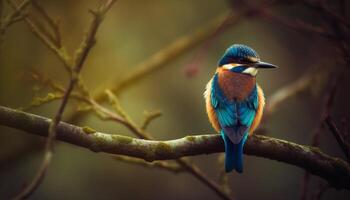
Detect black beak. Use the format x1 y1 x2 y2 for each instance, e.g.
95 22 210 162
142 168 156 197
254 61 278 69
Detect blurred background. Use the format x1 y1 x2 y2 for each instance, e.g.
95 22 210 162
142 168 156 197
0 0 350 199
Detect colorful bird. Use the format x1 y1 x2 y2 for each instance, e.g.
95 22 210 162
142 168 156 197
204 44 277 173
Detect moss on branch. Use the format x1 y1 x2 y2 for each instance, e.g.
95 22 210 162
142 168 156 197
0 105 350 190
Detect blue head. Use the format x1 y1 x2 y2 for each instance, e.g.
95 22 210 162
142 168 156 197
218 44 277 76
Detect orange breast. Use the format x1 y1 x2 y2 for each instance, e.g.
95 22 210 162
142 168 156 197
204 71 264 134
217 68 256 101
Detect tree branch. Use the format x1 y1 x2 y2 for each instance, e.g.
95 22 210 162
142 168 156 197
1 105 349 190
93 90 232 200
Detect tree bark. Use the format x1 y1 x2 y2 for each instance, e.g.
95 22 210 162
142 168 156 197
0 105 349 190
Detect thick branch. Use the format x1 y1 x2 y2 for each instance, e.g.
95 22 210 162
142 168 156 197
1 106 349 190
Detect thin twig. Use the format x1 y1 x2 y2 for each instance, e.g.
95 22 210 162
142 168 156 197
299 75 340 200
2 0 30 28
325 116 350 162
265 72 314 116
12 1 117 199
141 110 162 130
31 0 61 47
112 155 183 173
0 0 31 44
6 0 71 73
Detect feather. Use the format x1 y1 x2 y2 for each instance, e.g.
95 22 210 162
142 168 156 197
210 72 259 173
249 85 265 134
204 78 221 132
221 130 249 173
221 130 234 172
223 125 247 144
232 132 248 173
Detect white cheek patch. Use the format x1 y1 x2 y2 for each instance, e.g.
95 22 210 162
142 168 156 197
222 63 240 70
243 67 258 76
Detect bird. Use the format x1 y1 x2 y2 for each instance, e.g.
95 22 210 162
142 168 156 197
204 44 277 173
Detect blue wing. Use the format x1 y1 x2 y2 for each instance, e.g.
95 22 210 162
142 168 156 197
211 73 258 143
211 73 258 172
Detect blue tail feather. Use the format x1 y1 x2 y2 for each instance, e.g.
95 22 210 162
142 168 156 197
233 133 248 173
221 131 234 172
221 131 248 173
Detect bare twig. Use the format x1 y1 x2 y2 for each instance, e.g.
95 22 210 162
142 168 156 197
104 89 129 119
264 65 329 123
325 116 350 162
12 1 117 199
13 151 53 200
0 0 31 45
299 75 341 200
141 110 162 130
265 72 314 116
111 155 183 173
2 0 30 28
1 105 350 190
31 0 61 47
6 0 71 72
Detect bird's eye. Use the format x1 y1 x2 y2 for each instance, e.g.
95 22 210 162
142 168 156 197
238 58 246 64
228 57 245 64
238 58 250 64
240 57 259 65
